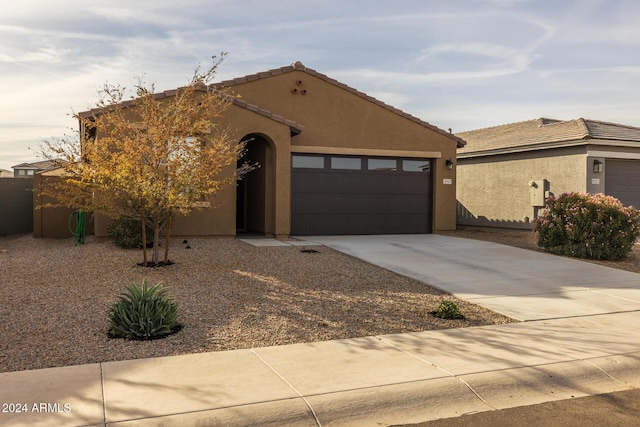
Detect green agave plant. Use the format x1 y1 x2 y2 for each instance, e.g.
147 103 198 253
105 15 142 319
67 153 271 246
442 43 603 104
108 279 181 340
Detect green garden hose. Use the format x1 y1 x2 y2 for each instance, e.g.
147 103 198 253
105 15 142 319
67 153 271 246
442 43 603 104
69 209 86 246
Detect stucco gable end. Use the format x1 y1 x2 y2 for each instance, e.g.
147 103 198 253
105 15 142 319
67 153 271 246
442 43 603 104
213 62 465 148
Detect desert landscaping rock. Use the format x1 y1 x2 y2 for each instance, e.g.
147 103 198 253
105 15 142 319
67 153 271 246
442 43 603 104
0 234 514 373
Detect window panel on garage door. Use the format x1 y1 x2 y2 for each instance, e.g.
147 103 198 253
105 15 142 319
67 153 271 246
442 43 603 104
331 156 361 170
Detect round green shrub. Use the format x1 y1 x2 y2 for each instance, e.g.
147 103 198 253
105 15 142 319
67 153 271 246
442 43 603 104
108 279 181 340
107 218 153 249
434 299 464 319
534 192 640 260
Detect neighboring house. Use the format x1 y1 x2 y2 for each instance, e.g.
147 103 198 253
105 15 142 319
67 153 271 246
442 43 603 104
12 160 59 178
38 61 464 238
0 169 12 177
455 118 640 229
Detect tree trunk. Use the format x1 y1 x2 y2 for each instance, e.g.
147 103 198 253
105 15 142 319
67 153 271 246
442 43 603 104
152 218 161 265
141 216 148 266
164 207 173 264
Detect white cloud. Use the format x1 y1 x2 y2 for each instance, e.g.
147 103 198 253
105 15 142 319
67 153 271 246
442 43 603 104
1 0 640 171
331 65 527 87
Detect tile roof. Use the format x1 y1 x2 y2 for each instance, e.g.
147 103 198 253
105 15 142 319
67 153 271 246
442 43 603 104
456 118 640 155
11 159 61 170
80 90 304 135
583 119 640 141
78 62 463 146
215 61 466 148
227 96 304 135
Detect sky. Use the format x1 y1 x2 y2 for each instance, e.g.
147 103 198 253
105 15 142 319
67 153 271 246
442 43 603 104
1 0 640 171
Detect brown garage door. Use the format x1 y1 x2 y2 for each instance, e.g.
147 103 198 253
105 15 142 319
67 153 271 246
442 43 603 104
291 154 432 235
605 159 640 209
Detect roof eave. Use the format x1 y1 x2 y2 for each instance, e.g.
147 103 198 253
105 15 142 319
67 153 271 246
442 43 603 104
457 139 589 158
586 138 640 147
229 96 304 135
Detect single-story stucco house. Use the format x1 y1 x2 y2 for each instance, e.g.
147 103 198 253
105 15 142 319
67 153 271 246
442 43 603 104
35 62 464 238
455 117 640 229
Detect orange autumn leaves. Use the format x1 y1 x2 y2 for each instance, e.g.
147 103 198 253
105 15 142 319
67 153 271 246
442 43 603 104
40 54 250 264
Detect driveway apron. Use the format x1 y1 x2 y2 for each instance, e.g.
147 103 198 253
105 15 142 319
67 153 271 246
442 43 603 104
299 234 640 321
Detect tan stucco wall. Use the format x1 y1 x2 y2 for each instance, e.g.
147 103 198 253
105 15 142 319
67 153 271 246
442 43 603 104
93 102 295 238
219 105 294 237
228 70 459 231
64 68 460 238
457 149 586 229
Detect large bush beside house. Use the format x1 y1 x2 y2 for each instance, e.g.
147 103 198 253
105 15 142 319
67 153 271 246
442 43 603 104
534 192 640 260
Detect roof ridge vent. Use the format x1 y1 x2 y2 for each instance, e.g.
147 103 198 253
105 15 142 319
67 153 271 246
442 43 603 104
537 117 561 127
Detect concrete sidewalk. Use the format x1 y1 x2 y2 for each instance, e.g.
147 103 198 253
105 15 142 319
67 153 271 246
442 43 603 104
1 235 639 426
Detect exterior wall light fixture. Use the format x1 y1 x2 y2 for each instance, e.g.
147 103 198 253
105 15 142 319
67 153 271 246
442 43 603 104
445 159 453 170
593 159 603 173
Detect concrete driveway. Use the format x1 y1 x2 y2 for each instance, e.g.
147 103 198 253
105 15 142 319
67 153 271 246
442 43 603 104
299 234 640 321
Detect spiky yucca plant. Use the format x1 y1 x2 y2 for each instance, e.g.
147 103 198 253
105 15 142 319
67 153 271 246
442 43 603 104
108 279 180 340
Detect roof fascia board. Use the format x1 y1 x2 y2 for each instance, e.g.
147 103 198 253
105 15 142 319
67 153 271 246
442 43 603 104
587 149 640 160
457 139 587 158
586 138 640 147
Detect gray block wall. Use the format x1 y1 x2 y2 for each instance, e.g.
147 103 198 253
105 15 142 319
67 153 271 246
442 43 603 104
0 178 34 235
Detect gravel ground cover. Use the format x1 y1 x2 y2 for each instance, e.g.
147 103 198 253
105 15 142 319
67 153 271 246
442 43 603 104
0 234 515 373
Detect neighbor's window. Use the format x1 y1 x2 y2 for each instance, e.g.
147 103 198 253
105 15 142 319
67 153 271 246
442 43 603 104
402 160 431 172
331 157 361 170
368 158 396 171
292 155 324 169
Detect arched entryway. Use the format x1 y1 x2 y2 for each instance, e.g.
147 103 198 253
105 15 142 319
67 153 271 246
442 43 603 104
236 134 275 235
